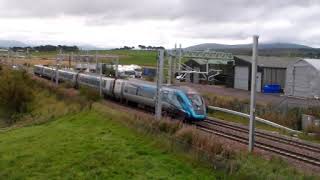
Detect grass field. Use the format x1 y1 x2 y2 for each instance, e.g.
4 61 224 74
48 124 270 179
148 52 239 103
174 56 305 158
0 110 218 179
209 111 286 133
31 50 158 66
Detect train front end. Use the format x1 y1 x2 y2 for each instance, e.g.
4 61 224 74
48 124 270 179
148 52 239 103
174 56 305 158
177 87 207 121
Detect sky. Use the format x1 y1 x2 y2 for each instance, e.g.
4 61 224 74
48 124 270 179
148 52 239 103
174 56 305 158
0 0 319 48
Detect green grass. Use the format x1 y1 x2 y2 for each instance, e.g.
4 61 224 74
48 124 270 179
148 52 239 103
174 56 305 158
209 111 289 134
31 50 158 66
0 110 218 179
99 50 157 66
210 110 320 143
0 109 7 128
31 51 57 59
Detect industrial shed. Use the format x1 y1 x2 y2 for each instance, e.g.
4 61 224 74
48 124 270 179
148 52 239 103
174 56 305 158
233 55 299 92
184 58 234 86
285 59 320 98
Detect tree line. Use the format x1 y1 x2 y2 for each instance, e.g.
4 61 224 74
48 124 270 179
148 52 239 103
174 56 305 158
112 45 165 51
138 45 165 50
10 45 79 52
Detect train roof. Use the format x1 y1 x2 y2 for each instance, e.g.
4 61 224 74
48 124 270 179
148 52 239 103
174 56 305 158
127 79 200 94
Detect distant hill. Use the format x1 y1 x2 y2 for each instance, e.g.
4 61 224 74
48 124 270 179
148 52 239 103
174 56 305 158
185 43 320 58
0 40 105 50
185 43 312 51
78 44 105 50
0 40 29 48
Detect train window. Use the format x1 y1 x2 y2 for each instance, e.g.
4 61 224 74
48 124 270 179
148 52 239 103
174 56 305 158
187 94 203 106
162 91 169 102
168 93 182 108
177 95 184 105
137 87 155 99
125 85 137 95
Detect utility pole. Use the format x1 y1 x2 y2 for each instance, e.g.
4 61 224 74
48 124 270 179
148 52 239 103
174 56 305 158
95 51 98 73
178 44 182 75
99 64 103 97
69 52 73 69
7 50 10 65
155 50 164 120
55 49 62 85
249 35 259 152
115 57 119 78
168 55 172 85
172 44 177 84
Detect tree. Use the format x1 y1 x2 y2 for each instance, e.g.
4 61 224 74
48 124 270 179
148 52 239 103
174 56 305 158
138 45 146 50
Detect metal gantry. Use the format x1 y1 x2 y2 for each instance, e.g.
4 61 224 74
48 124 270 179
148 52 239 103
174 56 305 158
166 46 234 83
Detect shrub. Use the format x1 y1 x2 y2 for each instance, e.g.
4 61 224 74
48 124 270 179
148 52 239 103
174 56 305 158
79 86 101 102
204 93 320 130
0 68 34 123
305 124 320 135
175 126 196 146
157 118 182 134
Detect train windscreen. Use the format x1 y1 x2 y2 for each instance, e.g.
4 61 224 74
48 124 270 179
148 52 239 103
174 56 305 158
187 94 205 114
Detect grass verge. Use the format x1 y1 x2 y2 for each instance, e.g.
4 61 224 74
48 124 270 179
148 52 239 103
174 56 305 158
0 110 218 179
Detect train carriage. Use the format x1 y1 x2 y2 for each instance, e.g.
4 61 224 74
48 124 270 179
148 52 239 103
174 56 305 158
33 65 206 121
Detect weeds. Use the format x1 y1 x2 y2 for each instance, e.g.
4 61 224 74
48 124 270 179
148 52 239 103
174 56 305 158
204 93 320 133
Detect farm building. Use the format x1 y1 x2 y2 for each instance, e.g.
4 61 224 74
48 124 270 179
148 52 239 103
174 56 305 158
184 59 234 86
285 59 320 98
184 55 299 92
232 55 299 92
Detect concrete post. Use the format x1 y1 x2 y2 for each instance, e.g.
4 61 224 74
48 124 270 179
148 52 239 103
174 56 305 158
99 63 103 97
178 44 182 75
168 55 172 85
55 49 61 85
249 35 259 152
115 57 119 78
173 44 177 83
69 52 73 69
155 50 164 120
7 50 10 65
95 51 98 73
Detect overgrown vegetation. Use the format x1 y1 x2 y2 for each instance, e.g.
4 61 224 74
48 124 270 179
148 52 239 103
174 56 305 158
204 93 320 134
93 103 318 178
0 67 34 124
0 66 96 127
0 66 318 178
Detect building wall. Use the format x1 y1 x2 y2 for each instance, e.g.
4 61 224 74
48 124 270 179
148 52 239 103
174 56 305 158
184 59 234 85
262 67 286 89
285 60 320 98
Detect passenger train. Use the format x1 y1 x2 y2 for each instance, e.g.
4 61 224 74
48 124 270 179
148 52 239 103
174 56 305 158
34 65 207 121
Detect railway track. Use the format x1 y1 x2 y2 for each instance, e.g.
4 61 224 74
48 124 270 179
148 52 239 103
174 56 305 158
194 118 320 167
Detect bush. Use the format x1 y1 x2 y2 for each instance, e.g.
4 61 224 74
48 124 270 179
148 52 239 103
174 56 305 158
204 93 320 130
157 118 182 134
79 86 101 102
0 68 34 123
175 126 196 146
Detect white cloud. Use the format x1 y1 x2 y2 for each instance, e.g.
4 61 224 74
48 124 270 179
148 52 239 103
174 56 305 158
0 0 319 48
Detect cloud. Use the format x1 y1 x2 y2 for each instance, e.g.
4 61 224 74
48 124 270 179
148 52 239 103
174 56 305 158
0 0 319 47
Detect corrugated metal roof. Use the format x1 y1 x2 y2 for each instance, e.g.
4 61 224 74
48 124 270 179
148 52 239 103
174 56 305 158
189 58 233 65
303 58 320 71
235 55 300 68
